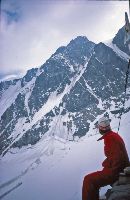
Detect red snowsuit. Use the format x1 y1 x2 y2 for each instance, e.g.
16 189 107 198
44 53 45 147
82 131 129 200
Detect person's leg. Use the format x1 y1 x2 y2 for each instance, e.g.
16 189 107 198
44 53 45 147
82 170 117 200
82 173 99 200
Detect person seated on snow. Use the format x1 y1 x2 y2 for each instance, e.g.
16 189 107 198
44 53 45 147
82 116 129 200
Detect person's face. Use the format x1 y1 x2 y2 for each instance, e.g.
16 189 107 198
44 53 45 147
99 128 107 135
98 125 108 135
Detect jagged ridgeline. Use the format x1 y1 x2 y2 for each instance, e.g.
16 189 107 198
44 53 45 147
0 27 130 155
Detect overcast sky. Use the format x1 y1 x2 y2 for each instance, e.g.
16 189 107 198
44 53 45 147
0 0 129 80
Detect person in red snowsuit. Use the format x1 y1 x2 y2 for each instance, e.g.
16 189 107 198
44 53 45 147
82 117 129 200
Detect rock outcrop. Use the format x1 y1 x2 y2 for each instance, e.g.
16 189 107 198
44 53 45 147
105 167 130 200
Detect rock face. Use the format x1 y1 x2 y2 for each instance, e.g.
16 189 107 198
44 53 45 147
0 26 130 156
107 184 130 200
105 167 130 200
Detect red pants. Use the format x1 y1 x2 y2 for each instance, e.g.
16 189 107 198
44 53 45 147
82 170 118 200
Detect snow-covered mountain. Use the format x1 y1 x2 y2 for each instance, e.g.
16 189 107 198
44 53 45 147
0 26 130 200
0 27 130 157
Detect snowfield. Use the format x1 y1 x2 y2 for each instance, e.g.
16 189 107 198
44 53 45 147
0 111 130 200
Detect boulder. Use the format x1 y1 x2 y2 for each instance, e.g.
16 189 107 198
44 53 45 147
102 167 130 200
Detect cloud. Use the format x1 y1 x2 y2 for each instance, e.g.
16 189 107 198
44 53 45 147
0 0 129 78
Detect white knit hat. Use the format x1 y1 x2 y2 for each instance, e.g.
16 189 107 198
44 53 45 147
98 117 110 130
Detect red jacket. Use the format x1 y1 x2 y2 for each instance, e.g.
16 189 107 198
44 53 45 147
98 131 129 175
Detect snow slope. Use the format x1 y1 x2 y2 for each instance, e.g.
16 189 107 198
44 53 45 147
104 40 130 61
0 81 21 119
0 111 130 200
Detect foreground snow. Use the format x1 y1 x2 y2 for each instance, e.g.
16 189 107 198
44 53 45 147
0 112 130 200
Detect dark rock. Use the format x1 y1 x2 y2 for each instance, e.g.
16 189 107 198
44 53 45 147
105 167 130 200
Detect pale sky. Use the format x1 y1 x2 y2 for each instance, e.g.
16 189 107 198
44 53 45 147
0 0 129 80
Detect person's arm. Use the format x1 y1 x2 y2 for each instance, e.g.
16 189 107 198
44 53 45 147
102 158 111 168
101 137 112 169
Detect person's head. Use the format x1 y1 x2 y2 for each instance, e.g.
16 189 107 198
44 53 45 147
98 117 111 135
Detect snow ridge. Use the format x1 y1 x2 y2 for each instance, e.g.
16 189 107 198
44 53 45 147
105 41 130 61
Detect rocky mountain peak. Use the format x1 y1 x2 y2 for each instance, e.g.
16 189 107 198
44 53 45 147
0 26 130 156
112 26 130 55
